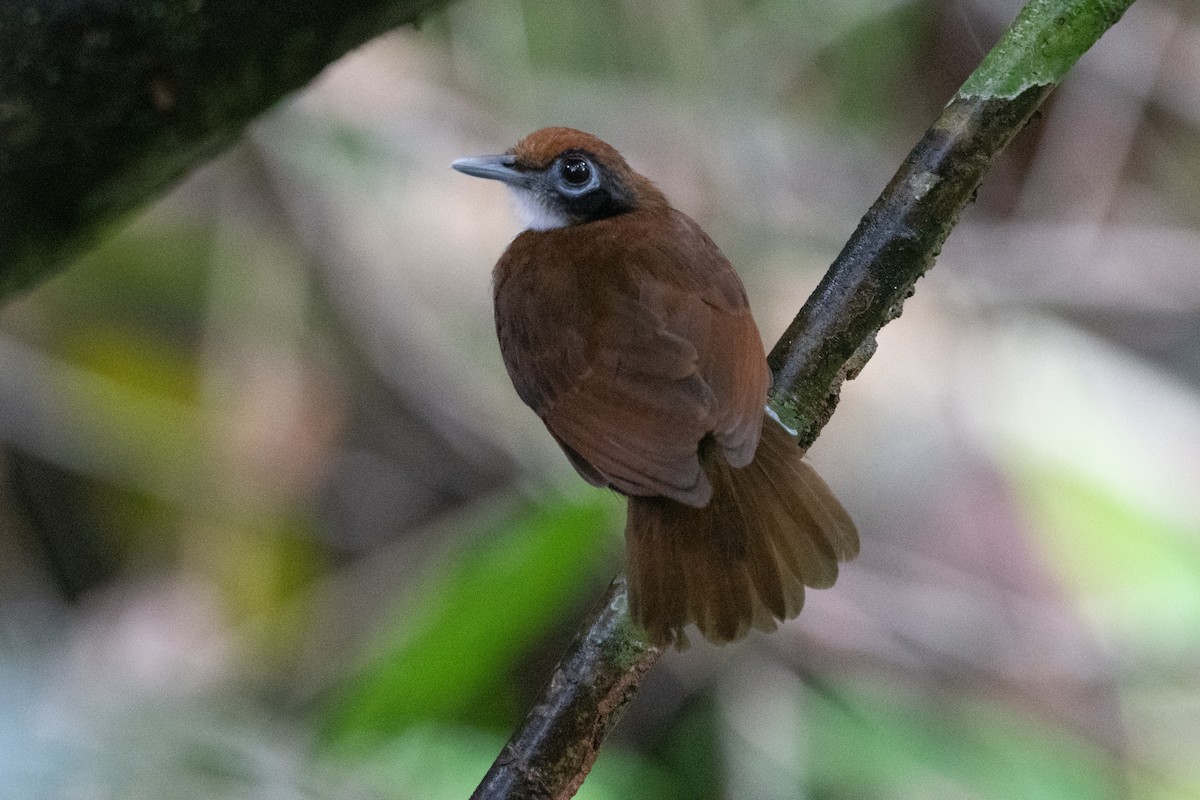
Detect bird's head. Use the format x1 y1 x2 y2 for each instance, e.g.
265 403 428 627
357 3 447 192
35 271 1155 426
452 127 665 231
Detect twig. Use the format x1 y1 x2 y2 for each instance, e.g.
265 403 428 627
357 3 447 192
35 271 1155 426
471 576 660 800
766 89 1054 446
471 1 1137 797
768 0 1137 445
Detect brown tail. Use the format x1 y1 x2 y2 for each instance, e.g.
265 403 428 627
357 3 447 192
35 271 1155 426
625 417 858 647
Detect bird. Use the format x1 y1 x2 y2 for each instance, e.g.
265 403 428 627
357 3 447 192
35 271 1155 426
452 127 857 647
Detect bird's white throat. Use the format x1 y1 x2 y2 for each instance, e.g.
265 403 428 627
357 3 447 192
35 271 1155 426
508 188 569 231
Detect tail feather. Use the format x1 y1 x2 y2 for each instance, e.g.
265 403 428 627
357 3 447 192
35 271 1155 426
626 416 857 646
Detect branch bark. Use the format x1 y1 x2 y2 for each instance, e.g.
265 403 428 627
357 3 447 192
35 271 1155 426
472 0 1137 797
471 576 659 800
0 0 453 296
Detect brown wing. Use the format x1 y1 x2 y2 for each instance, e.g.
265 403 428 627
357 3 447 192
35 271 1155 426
493 208 769 507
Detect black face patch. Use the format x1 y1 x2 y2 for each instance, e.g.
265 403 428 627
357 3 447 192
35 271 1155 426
541 149 637 224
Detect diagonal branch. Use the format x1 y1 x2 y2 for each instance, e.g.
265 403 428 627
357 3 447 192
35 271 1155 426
470 1 1138 798
471 575 659 800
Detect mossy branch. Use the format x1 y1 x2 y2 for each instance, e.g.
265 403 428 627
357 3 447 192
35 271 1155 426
0 0 453 297
472 0 1138 798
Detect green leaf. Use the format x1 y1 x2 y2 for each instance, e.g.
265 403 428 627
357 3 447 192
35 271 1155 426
322 491 623 749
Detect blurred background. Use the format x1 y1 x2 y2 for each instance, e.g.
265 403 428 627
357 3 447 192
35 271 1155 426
2 0 1199 797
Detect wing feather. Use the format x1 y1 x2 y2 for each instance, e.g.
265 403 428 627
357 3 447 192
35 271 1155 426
493 208 769 505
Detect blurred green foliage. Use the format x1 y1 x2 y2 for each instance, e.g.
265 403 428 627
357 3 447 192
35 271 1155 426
324 494 622 747
804 681 1119 800
1021 464 1200 650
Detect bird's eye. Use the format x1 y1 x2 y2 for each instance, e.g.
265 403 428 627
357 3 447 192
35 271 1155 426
559 157 592 187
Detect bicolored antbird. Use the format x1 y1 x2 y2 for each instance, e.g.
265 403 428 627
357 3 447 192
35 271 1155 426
453 127 857 646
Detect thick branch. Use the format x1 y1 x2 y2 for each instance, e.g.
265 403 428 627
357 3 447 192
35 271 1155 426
473 1 1137 798
0 0 452 296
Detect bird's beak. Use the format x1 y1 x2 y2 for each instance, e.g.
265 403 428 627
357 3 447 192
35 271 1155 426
451 154 526 186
